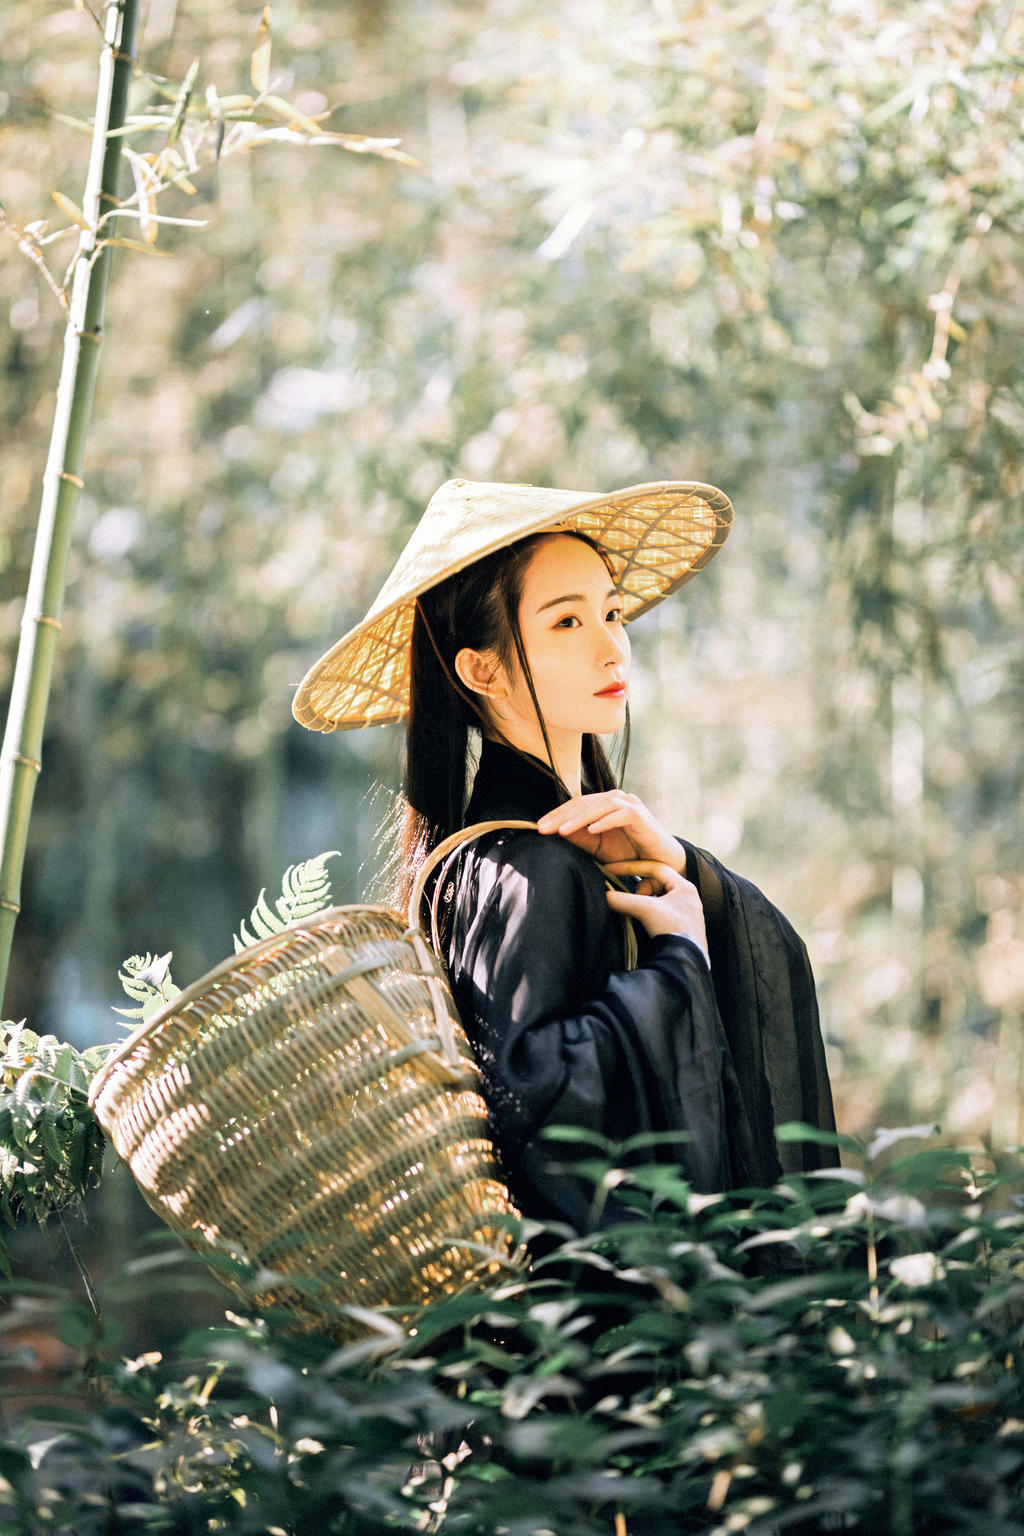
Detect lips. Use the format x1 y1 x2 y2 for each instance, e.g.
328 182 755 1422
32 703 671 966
595 682 627 698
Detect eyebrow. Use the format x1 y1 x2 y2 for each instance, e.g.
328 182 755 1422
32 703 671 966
536 587 620 614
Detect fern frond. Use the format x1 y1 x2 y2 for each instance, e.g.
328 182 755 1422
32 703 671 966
233 887 281 953
233 851 339 953
115 953 180 1022
278 851 340 923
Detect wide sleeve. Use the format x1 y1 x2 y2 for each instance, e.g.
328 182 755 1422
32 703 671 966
445 830 732 1227
684 842 837 1184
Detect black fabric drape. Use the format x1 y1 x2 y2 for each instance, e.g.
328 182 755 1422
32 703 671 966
442 738 836 1227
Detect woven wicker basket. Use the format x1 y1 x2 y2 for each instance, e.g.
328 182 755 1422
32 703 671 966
89 824 532 1338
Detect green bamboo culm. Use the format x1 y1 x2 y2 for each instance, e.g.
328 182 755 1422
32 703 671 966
0 0 140 1007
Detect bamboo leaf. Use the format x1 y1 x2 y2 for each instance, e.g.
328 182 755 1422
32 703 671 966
102 237 175 255
263 94 325 137
49 111 97 133
309 132 421 168
122 147 159 244
167 59 200 147
251 6 272 95
206 82 226 160
104 117 174 138
50 190 92 232
157 145 199 194
105 210 207 229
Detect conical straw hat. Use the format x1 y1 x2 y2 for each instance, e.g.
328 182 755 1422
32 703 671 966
293 477 733 732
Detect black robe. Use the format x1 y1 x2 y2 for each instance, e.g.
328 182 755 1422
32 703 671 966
441 738 836 1228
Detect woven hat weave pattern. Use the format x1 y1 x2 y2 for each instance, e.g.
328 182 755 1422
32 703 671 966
293 477 733 732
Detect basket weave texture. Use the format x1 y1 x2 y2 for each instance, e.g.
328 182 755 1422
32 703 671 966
89 903 520 1337
294 479 734 731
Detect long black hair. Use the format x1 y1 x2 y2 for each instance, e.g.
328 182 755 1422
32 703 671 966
390 531 628 909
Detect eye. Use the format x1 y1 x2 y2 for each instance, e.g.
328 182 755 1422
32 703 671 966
554 614 581 629
606 605 623 623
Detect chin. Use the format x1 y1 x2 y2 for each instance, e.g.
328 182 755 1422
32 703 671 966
587 704 628 730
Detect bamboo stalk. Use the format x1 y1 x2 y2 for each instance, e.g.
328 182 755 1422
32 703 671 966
0 0 140 1006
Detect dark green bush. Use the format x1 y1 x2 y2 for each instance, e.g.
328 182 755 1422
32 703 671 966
0 1025 107 1279
1 1129 1022 1534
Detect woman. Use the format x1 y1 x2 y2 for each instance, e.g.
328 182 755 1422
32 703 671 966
293 477 836 1228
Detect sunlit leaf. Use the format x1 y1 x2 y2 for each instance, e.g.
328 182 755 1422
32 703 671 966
206 82 226 160
50 190 91 231
213 93 257 112
309 131 421 167
251 5 272 95
122 147 159 243
167 59 200 148
865 1124 940 1161
263 94 325 136
101 237 175 255
49 111 95 133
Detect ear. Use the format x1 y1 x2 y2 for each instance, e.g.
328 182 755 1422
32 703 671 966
454 646 505 700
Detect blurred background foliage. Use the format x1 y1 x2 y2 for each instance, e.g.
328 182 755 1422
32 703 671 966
1 0 1022 1150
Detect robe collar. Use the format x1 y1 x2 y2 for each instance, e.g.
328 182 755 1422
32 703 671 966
464 737 569 824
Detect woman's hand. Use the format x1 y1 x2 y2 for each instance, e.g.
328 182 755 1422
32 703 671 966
603 859 709 963
536 791 685 873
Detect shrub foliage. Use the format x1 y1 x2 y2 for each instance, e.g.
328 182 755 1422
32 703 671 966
1 1129 1022 1534
0 1025 107 1278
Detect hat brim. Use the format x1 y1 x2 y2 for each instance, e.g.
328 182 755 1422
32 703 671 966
293 478 733 732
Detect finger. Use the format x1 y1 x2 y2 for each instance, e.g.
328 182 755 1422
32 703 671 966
606 887 675 914
536 793 623 833
601 859 683 884
578 807 641 834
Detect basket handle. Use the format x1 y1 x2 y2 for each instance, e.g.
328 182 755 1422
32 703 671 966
406 819 537 934
406 818 638 971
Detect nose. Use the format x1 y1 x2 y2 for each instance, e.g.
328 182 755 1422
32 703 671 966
601 622 630 668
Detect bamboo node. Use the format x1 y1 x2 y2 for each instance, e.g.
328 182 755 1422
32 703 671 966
34 615 63 631
77 330 103 345
0 899 21 916
14 755 42 774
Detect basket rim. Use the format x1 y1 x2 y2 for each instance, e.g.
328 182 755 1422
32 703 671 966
89 901 413 1107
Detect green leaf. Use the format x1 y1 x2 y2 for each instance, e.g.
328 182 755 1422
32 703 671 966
11 1072 42 1153
39 1101 64 1173
775 1121 862 1153
116 953 179 1020
865 1124 940 1161
66 1117 88 1193
233 851 338 952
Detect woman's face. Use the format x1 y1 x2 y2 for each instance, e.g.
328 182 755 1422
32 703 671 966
457 534 631 769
